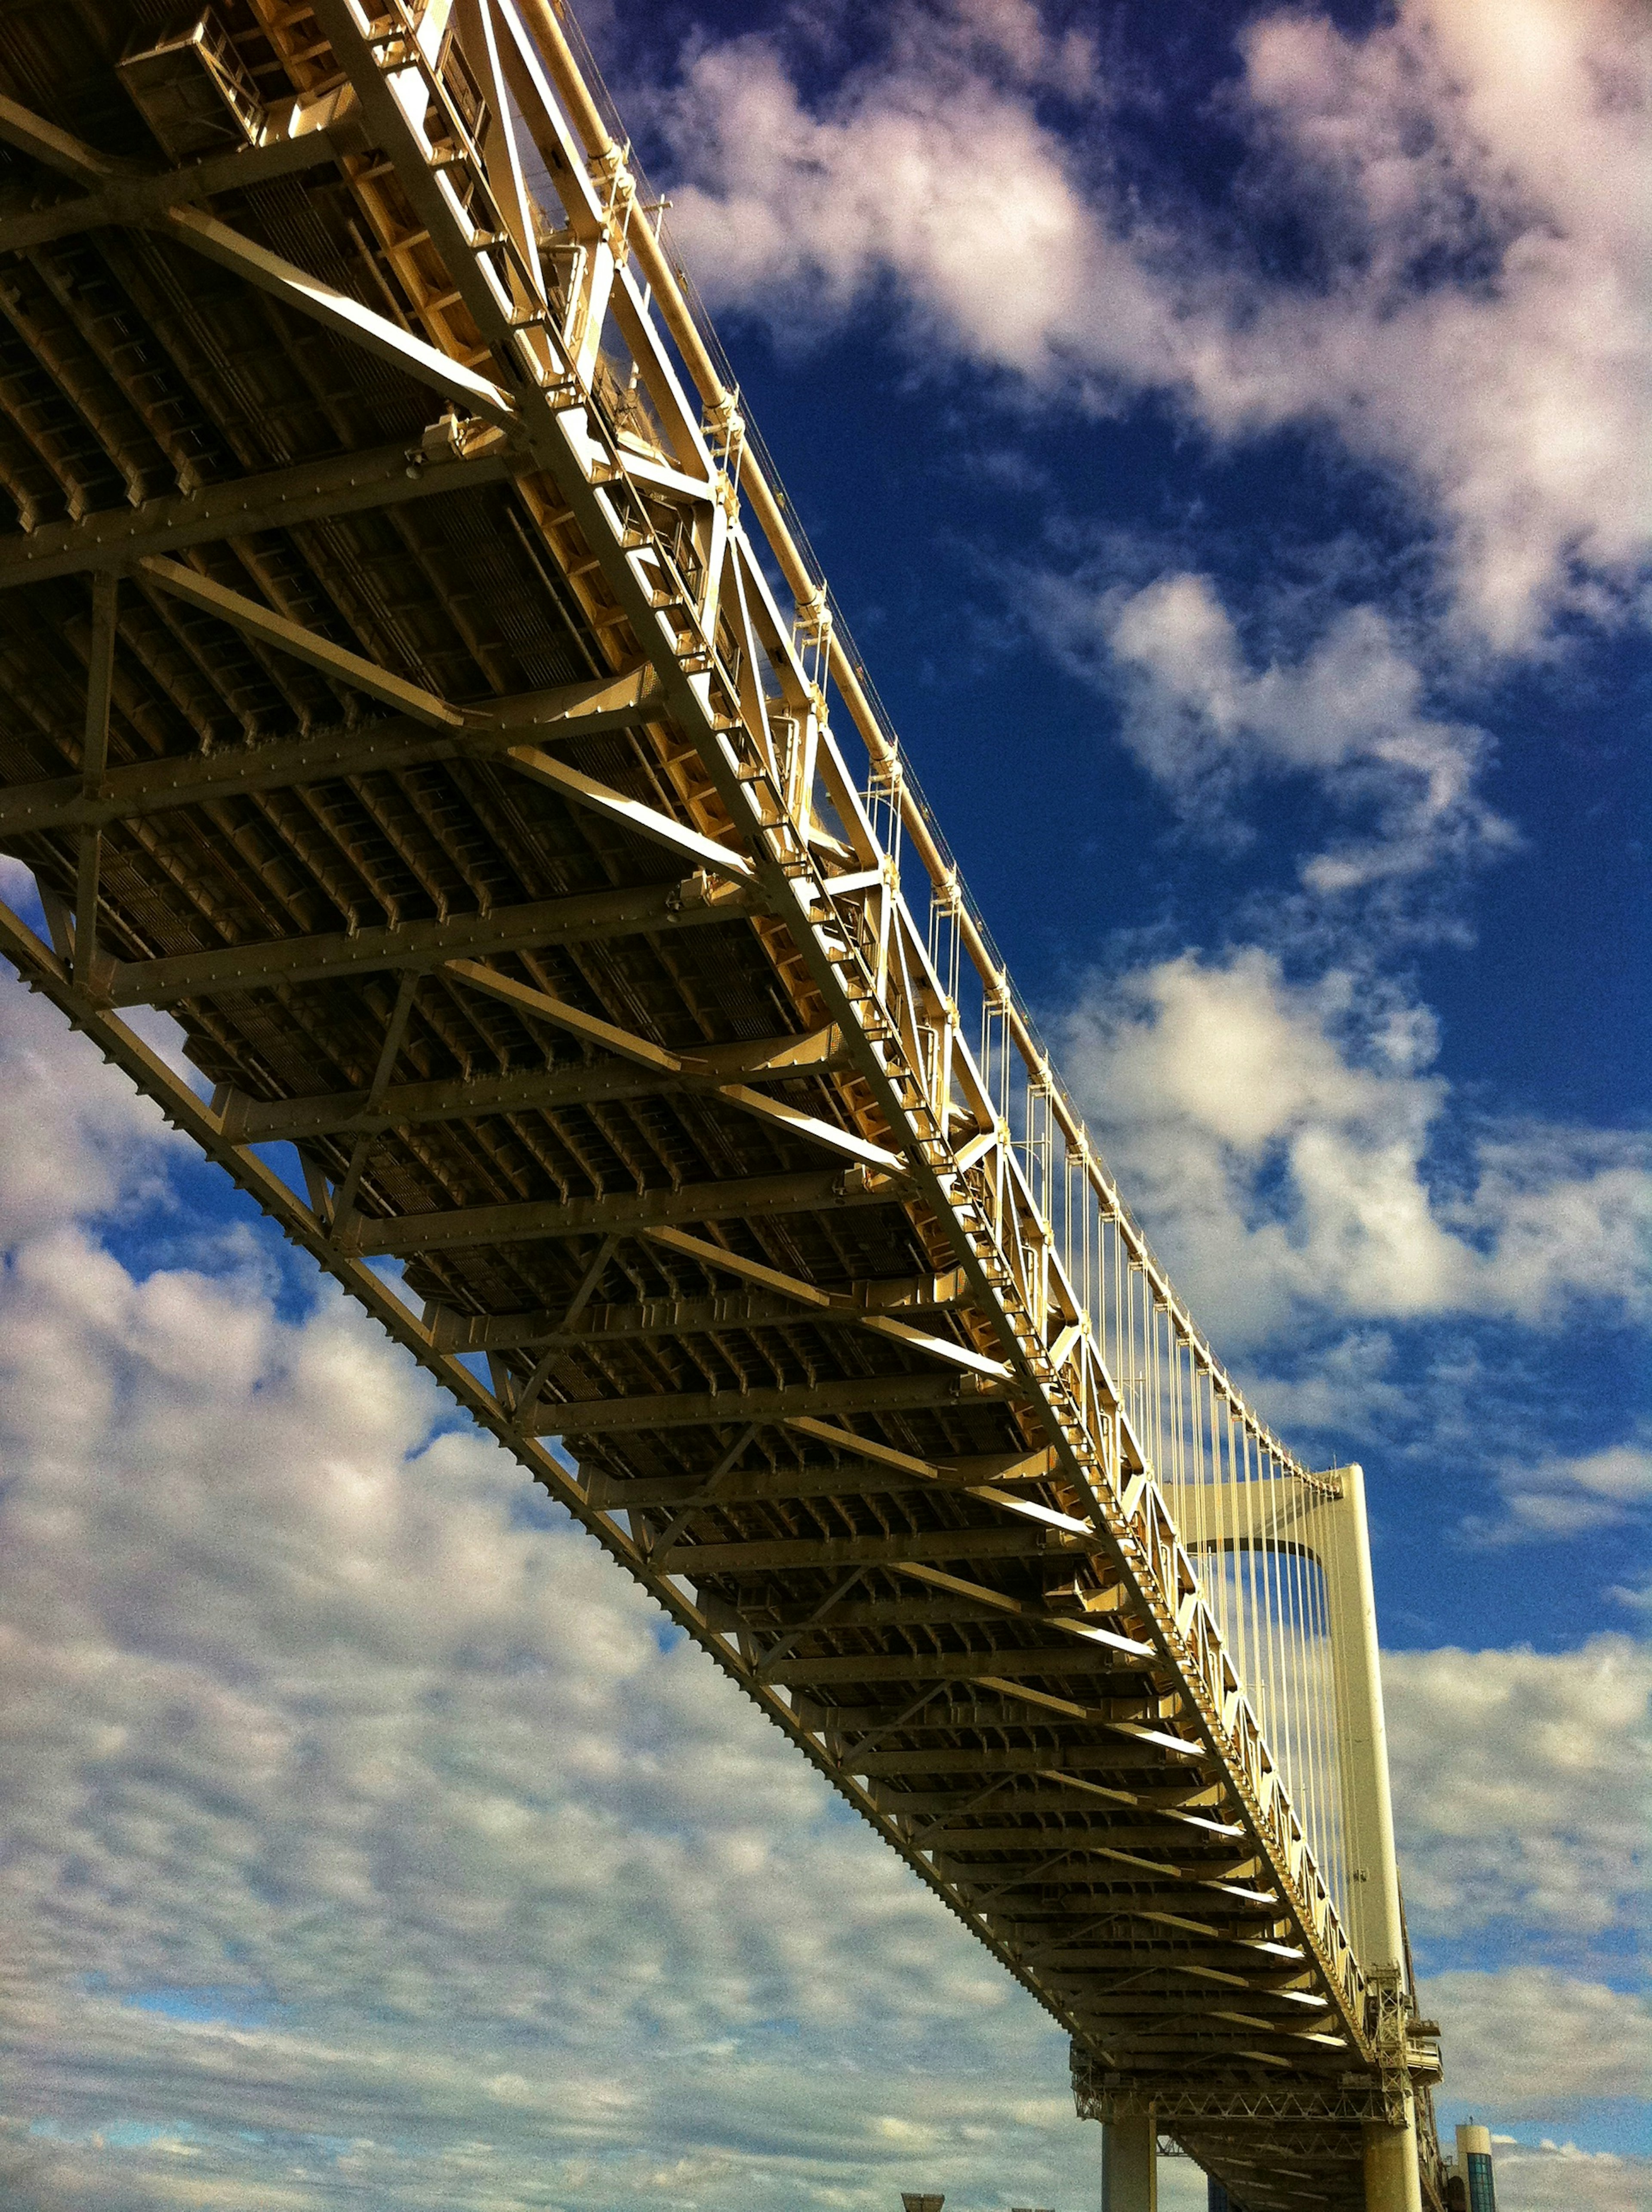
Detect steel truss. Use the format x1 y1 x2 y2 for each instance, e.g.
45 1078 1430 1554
0 6 1442 2206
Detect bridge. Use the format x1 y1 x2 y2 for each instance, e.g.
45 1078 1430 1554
0 4 1446 2206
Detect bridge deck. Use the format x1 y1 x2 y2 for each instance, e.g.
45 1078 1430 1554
0 4 1442 2206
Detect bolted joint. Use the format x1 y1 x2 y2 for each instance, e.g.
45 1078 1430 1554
589 142 636 255
704 389 745 465
794 584 832 648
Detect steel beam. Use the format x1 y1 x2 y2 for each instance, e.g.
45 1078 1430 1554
1050 1995 1307 2018
887 1563 1153 1656
714 1082 905 1174
777 1654 1147 1690
458 1290 823 1348
74 571 118 988
0 94 354 247
538 1370 1007 1434
355 1167 895 1258
0 672 662 838
639 1222 838 1309
447 1283 823 1345
444 957 684 1072
505 743 756 880
674 1530 1077 1576
161 204 519 429
851 1745 1191 1780
305 0 524 348
0 439 518 591
805 1700 1155 1736
108 879 756 1006
436 1296 1003 1388
927 1827 1242 1857
753 1596 1122 1638
880 1784 1219 1820
138 555 464 726
0 93 123 185
636 1234 989 1370
582 1455 1017 1505
219 1027 843 1142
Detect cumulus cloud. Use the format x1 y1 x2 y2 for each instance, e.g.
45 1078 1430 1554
1424 1969 1652 2115
0 992 1095 2212
656 0 1651 645
1058 946 1652 1345
1 981 1644 2205
1231 0 1652 645
0 985 182 1242
1473 2136 1652 2212
1473 1439 1652 1544
1029 569 1515 893
653 9 1174 385
1384 1638 1650 1952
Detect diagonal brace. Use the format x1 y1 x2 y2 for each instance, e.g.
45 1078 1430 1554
139 555 463 726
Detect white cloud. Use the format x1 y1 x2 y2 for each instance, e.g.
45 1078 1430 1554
1475 1441 1652 1543
1609 1568 1652 1616
0 986 182 1243
1233 0 1652 645
4 972 1644 2210
655 15 1176 386
1426 1968 1652 2111
1228 1327 1412 1441
1058 946 1652 1345
1384 1638 1651 1947
1473 2136 1652 2212
656 0 1652 644
1029 569 1515 892
0 987 1101 2212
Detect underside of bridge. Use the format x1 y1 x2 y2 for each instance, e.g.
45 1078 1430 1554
0 3 1444 2206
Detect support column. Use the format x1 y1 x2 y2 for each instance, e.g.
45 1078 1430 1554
1312 1465 1423 2212
1314 1463 1405 1972
1363 2098 1424 2212
1101 2115 1156 2212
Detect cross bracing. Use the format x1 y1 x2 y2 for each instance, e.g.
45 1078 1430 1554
0 5 1443 2207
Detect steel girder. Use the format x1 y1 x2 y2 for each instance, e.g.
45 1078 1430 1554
0 6 1444 2207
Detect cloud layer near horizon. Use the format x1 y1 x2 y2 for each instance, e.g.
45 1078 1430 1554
1 972 1646 2210
0 989 1088 2212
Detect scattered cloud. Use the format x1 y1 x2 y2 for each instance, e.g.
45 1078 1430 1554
1226 1327 1412 1443
1469 2136 1652 2212
1609 1569 1652 1617
2 965 1646 2206
1027 568 1515 894
1058 945 1652 1347
1471 1440 1652 1544
1425 1968 1652 2112
1230 0 1652 646
0 998 1092 2212
1384 1638 1651 1951
656 0 1652 645
0 987 181 1244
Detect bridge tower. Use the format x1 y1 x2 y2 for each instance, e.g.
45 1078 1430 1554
1080 1461 1437 2208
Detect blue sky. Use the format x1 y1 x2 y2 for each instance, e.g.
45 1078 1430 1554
1 2 1647 2209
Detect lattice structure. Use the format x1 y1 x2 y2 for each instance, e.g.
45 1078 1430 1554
0 5 1442 2206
